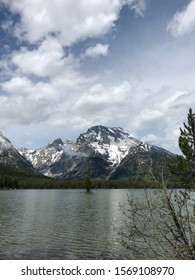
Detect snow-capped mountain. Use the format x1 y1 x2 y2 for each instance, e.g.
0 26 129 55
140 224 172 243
0 131 36 173
109 143 173 180
19 125 174 180
77 126 141 165
19 138 81 178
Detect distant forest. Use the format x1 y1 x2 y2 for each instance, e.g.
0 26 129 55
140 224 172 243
0 174 188 190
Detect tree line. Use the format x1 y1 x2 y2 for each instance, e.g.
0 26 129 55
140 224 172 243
0 175 187 190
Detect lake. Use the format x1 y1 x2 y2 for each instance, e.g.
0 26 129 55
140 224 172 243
0 189 133 259
0 188 193 260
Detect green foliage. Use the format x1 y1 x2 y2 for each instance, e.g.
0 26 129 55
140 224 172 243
0 174 185 190
118 108 195 260
171 108 195 184
179 108 195 159
119 188 195 259
0 176 19 189
0 163 41 178
83 169 93 193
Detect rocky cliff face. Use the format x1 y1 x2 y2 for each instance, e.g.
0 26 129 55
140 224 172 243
109 144 173 180
0 131 36 173
19 125 174 180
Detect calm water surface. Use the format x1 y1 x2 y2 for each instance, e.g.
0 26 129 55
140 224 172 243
0 189 134 259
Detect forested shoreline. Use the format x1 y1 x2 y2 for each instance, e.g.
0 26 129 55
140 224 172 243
0 174 190 190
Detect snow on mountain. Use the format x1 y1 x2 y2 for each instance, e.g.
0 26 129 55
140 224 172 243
77 125 141 166
109 141 174 180
0 131 36 172
0 131 13 153
20 139 70 176
18 125 174 180
19 125 140 178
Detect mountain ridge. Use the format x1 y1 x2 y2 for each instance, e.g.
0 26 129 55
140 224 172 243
0 130 39 177
18 125 175 180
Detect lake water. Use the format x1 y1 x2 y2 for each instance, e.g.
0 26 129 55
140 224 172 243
0 189 133 260
1 188 193 260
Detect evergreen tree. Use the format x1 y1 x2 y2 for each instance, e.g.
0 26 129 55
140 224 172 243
171 108 195 185
83 169 92 193
119 109 195 259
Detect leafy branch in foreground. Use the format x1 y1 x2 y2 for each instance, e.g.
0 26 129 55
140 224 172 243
119 174 195 259
118 108 195 259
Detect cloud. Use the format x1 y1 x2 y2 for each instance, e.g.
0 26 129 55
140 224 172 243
142 133 157 144
0 65 132 132
167 0 195 37
11 36 81 81
72 81 131 113
4 0 194 155
1 0 145 45
69 81 132 128
132 89 193 131
0 0 145 132
129 88 195 153
1 76 60 102
0 76 60 127
133 109 165 130
12 37 65 78
127 0 146 17
83 43 109 58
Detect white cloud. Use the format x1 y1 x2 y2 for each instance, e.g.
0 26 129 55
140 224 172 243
83 43 109 58
141 134 157 144
133 109 165 130
3 0 194 155
167 0 195 37
0 71 132 135
129 88 195 153
127 0 146 17
0 0 145 133
0 76 59 126
2 0 145 45
2 76 32 95
69 81 132 128
11 36 81 80
12 37 65 78
72 81 131 114
132 89 194 131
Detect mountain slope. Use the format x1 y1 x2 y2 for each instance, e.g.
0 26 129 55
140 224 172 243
0 131 38 177
19 125 175 180
109 143 174 180
77 125 141 166
19 138 85 178
19 126 142 179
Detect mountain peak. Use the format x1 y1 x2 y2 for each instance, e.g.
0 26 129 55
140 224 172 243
18 125 174 180
76 125 135 146
76 125 142 167
0 131 13 151
0 131 37 173
48 138 64 148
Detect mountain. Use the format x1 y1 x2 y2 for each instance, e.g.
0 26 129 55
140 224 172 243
109 144 173 180
19 125 175 180
76 126 141 165
19 138 81 178
0 131 38 176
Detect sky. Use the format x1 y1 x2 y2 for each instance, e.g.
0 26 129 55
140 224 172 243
0 0 195 153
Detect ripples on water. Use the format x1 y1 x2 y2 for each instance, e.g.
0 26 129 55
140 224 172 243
0 189 131 260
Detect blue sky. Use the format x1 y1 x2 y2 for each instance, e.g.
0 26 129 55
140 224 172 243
0 0 195 153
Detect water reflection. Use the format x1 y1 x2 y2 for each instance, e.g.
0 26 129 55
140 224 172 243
0 189 130 259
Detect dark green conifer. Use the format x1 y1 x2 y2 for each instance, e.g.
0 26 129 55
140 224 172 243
83 169 92 193
171 108 195 184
